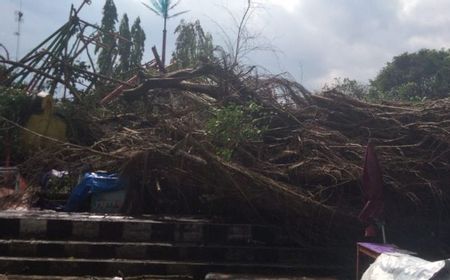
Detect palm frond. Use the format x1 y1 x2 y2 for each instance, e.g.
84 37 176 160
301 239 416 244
169 0 181 10
160 0 170 11
142 2 162 16
168 10 189 19
150 0 164 13
143 0 188 20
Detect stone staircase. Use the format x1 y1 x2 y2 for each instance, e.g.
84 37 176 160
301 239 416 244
0 211 347 279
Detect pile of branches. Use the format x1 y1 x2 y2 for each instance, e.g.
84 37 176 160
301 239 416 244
13 63 450 248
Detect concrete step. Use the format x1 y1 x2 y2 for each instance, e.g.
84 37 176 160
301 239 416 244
0 211 348 279
0 211 290 245
0 275 192 280
0 256 343 278
0 239 339 265
205 274 337 280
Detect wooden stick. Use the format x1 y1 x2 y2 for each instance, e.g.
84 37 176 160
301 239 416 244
152 46 166 73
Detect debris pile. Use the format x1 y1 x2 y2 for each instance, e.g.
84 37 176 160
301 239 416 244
1 0 449 244
10 63 450 248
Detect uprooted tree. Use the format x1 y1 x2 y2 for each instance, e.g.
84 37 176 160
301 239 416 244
1 0 450 264
5 56 449 255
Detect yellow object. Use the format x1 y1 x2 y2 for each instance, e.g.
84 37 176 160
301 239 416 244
22 96 67 150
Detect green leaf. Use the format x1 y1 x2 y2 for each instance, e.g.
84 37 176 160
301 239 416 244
142 2 162 16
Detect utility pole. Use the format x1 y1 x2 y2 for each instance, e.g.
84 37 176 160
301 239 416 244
14 0 24 61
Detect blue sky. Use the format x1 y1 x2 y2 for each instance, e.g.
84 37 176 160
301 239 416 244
1 0 450 90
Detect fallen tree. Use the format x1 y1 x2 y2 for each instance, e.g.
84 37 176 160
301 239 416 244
2 63 450 253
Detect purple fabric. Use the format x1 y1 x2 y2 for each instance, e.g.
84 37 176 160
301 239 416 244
358 242 399 254
359 142 384 223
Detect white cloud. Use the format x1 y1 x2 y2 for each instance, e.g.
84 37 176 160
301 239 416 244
407 36 450 50
398 0 420 16
2 0 450 90
265 0 301 13
398 0 450 27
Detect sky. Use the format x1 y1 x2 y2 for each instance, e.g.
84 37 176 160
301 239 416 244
1 0 450 90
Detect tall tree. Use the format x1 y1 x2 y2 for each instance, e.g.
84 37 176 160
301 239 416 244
117 13 132 79
142 0 188 67
130 17 146 68
95 0 118 77
371 49 450 100
172 19 214 68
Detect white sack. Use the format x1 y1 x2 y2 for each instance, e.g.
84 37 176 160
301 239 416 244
361 253 447 280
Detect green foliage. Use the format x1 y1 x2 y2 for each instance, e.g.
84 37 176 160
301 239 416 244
0 87 32 121
56 92 109 146
371 49 450 100
0 65 8 83
43 174 77 195
117 14 132 79
206 102 265 161
0 87 33 163
95 0 118 77
130 17 146 68
172 19 215 68
324 77 369 100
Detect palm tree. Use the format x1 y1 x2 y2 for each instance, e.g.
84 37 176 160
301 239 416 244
142 0 188 67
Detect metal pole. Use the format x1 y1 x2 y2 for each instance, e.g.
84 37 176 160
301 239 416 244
15 0 24 61
381 224 387 244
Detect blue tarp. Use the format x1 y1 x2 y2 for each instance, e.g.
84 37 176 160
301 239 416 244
64 172 124 212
